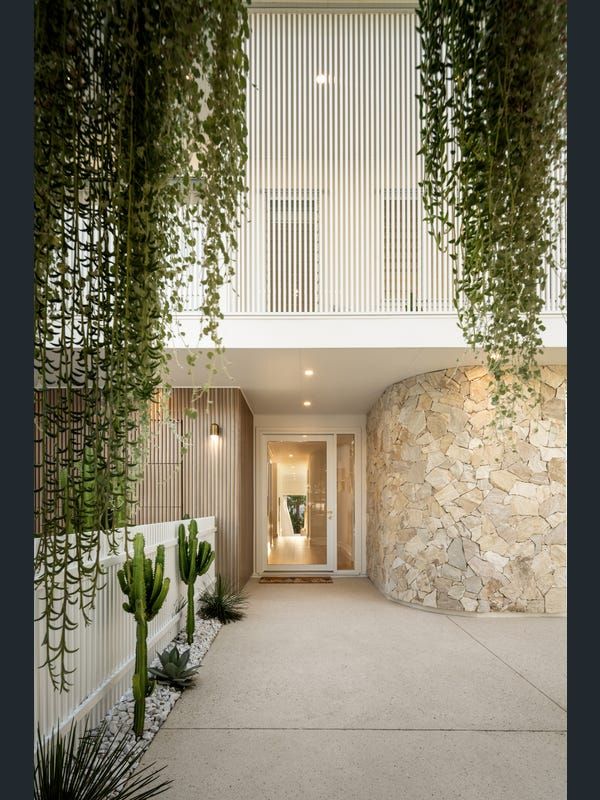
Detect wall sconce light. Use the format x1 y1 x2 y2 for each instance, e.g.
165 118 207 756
210 422 221 441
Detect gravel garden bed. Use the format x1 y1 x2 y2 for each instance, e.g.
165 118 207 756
94 617 221 767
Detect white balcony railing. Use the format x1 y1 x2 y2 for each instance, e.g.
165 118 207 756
178 9 566 317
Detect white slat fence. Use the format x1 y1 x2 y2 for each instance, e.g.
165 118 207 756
34 516 216 742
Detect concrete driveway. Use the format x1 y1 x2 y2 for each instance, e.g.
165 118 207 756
140 577 566 800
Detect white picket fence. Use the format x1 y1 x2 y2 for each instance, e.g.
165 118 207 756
34 516 216 742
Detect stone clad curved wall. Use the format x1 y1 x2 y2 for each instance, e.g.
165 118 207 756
366 366 566 613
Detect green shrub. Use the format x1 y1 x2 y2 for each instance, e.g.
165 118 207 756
199 575 248 624
34 721 171 800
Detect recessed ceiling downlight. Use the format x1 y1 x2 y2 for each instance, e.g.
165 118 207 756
303 401 312 407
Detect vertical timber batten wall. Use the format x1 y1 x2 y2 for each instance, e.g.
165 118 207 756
239 396 255 585
136 388 254 589
35 388 254 588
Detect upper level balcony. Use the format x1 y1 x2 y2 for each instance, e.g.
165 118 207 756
173 6 566 352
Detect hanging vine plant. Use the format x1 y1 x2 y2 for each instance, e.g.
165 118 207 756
417 0 566 420
34 0 248 690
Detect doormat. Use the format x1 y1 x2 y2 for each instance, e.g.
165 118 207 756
259 576 333 584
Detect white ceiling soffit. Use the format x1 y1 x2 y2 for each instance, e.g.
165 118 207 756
165 347 567 415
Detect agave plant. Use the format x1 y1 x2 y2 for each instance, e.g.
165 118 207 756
199 575 248 624
34 721 171 800
148 645 200 689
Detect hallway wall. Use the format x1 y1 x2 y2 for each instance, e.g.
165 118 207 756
367 366 566 613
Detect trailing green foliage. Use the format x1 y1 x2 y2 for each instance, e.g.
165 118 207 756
34 720 171 800
417 0 566 420
34 0 249 690
200 574 248 624
178 519 216 643
149 645 200 689
118 534 170 737
59 447 127 533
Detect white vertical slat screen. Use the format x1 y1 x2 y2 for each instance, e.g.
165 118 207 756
225 10 429 315
183 9 566 316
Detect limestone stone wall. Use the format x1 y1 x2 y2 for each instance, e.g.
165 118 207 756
366 366 566 613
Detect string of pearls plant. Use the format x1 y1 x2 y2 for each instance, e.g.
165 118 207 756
417 0 566 423
34 0 249 690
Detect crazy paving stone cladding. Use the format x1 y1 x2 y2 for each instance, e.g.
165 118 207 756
367 366 566 613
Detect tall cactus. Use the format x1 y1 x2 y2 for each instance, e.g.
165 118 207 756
178 519 216 644
118 533 170 737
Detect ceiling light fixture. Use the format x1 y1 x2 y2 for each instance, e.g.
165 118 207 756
303 401 312 407
315 73 327 84
304 369 314 376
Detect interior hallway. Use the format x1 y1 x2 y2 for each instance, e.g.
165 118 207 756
139 578 566 800
267 533 327 565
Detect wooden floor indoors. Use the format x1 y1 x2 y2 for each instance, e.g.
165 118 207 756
267 533 327 566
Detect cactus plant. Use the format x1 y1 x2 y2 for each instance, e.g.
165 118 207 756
118 533 170 737
149 645 200 689
178 519 215 644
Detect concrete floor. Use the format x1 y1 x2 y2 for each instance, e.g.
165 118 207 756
140 578 566 800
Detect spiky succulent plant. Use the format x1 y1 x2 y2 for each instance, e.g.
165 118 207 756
199 575 248 624
34 720 171 800
148 645 200 689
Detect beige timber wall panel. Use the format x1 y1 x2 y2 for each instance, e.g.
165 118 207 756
367 366 566 614
139 388 253 587
178 388 240 587
238 392 255 587
38 388 254 586
136 406 183 524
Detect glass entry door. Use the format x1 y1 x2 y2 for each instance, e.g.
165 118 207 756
262 434 336 571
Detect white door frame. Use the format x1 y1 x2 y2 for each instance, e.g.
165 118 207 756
254 419 366 576
259 433 336 573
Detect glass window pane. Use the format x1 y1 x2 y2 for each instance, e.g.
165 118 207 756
267 440 328 566
337 434 355 569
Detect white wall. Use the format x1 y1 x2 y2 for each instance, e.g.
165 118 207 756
172 312 564 350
